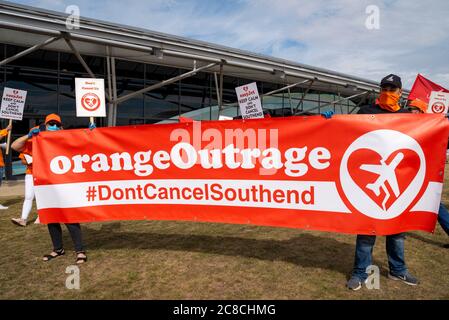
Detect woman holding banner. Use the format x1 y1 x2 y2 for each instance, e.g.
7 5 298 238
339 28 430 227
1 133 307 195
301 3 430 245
11 114 66 226
0 123 12 210
11 114 87 264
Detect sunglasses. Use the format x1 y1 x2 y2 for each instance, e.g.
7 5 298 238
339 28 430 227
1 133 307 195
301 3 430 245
47 121 61 127
407 107 422 113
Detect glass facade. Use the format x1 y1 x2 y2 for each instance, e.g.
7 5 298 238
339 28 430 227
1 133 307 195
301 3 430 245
0 43 359 177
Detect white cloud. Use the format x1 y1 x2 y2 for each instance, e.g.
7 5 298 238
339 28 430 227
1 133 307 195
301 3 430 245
11 0 449 89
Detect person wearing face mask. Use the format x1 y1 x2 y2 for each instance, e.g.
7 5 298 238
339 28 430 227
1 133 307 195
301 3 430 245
10 114 62 227
10 114 87 264
358 74 410 114
347 74 419 291
406 99 449 244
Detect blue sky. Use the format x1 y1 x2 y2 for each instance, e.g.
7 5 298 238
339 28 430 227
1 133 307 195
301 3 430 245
8 0 449 89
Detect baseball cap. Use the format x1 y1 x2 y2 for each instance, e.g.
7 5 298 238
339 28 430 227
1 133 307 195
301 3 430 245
45 113 62 125
408 99 427 113
380 74 402 89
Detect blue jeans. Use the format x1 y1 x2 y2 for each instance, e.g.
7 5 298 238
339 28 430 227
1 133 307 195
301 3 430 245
438 203 449 236
0 166 3 187
351 233 406 281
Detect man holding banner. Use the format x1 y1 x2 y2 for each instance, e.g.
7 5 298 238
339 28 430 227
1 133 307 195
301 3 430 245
347 74 419 290
0 123 12 210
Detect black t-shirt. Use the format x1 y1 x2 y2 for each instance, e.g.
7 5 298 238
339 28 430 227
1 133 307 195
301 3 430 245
357 104 410 114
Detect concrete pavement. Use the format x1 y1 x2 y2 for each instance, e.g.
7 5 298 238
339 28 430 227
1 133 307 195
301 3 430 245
0 180 25 198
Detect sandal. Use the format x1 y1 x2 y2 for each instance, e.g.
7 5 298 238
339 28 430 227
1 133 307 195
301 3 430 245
43 248 65 262
76 251 87 264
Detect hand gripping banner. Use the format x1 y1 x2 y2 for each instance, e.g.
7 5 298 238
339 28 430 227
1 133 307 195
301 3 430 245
33 114 449 235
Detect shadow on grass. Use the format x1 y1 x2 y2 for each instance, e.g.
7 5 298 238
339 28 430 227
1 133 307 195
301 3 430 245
80 226 385 278
0 198 22 206
406 232 447 248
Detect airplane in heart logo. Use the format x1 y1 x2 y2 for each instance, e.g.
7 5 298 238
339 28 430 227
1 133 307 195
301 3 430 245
81 92 101 112
340 130 426 220
431 102 445 114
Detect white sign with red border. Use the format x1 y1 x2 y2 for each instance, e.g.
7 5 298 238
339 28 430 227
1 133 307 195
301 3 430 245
75 78 106 117
427 91 449 114
0 87 27 121
235 82 264 119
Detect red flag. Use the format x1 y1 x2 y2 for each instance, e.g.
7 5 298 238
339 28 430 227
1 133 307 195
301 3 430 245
408 74 449 103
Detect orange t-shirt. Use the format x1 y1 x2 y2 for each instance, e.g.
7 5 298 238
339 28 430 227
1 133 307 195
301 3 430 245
20 140 33 175
19 126 40 175
0 129 8 168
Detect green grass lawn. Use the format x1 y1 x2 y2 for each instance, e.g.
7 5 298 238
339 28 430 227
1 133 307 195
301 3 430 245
1 180 449 299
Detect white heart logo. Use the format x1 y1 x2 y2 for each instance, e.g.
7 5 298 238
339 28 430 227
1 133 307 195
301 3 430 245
340 130 426 220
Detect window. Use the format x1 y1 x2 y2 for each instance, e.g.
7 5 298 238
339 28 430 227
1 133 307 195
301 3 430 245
59 72 77 116
144 86 180 120
180 72 212 120
5 66 58 116
116 78 145 119
60 52 105 76
141 65 180 122
6 45 58 70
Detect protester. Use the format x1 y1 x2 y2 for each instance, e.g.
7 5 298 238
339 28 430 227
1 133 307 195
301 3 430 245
0 123 12 210
10 119 43 226
438 203 449 248
347 74 419 290
407 99 449 244
11 114 87 264
10 151 35 226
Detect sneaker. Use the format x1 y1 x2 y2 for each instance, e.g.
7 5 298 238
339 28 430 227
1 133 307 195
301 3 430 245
347 276 363 291
443 244 449 249
388 272 419 286
11 218 27 227
0 204 8 210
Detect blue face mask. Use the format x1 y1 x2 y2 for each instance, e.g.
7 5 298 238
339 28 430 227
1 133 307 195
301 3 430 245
47 124 60 132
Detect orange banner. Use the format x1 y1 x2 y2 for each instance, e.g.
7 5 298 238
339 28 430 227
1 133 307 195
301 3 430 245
33 114 449 235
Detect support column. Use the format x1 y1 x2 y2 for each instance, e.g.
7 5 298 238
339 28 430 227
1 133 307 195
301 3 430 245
219 63 224 112
111 57 118 126
106 46 114 127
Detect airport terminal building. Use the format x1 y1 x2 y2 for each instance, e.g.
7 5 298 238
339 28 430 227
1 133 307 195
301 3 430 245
0 1 409 178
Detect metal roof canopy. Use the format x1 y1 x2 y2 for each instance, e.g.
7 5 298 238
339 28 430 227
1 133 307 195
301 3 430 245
0 0 409 123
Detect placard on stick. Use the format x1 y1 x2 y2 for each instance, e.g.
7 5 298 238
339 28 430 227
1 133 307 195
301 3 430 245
1 87 27 121
1 87 27 155
427 91 449 114
235 82 264 119
75 78 106 118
